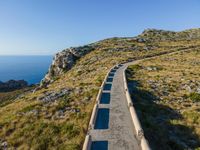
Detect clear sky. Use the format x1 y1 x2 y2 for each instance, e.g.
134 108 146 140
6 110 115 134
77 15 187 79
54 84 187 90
0 0 200 55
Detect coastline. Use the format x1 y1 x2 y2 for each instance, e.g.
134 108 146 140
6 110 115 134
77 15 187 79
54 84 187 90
0 55 52 84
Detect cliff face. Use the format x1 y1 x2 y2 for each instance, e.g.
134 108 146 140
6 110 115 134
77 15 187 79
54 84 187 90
41 45 95 86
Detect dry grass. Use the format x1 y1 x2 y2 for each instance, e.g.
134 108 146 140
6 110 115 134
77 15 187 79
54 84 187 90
127 49 200 150
0 37 200 149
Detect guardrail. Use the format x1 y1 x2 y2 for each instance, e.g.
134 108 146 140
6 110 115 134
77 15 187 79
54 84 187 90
123 66 151 150
82 65 118 150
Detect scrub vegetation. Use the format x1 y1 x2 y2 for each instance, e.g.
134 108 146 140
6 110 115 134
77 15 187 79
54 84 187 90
127 49 200 150
0 28 200 149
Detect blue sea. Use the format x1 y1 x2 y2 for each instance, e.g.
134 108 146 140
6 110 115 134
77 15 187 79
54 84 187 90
0 56 53 84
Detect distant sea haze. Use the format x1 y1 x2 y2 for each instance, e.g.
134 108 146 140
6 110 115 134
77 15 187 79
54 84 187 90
0 55 53 84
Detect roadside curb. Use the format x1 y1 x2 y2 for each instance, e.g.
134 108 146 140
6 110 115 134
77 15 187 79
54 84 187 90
123 66 151 150
82 65 118 150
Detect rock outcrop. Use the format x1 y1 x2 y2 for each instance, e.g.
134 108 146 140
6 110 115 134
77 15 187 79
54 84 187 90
40 28 200 87
37 88 71 102
40 45 95 86
137 28 200 42
0 80 28 92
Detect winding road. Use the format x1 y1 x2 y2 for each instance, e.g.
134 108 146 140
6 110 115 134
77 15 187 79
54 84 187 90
89 63 140 150
84 49 192 150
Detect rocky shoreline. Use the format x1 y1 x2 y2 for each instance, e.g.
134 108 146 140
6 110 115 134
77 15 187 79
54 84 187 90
0 80 28 92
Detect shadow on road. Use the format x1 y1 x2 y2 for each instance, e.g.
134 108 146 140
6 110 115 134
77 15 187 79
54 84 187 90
91 141 108 150
103 83 112 91
108 73 115 77
106 77 113 82
100 93 111 104
94 108 110 129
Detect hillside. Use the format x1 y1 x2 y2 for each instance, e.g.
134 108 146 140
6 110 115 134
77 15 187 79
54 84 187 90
127 50 200 149
0 28 200 149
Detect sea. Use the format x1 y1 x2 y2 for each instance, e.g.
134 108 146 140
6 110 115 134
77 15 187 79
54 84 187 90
0 56 53 84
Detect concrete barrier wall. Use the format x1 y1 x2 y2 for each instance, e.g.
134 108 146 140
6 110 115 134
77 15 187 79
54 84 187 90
82 65 118 150
96 88 102 103
82 135 91 150
129 106 144 138
89 103 98 129
141 137 151 150
89 66 116 128
123 66 151 150
123 71 133 107
95 68 111 104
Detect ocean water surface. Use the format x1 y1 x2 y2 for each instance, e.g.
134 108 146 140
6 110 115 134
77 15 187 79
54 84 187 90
0 56 53 84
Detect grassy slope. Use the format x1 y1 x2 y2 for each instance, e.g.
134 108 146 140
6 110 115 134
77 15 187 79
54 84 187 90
0 35 200 149
127 49 200 150
0 87 33 107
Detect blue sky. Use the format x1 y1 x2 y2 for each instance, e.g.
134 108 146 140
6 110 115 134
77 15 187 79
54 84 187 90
0 0 200 55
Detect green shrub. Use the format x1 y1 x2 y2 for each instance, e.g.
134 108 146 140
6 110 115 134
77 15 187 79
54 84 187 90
188 92 200 102
129 64 142 71
35 123 48 136
56 97 70 110
20 104 37 112
61 123 80 139
33 135 52 150
49 124 60 134
66 144 80 150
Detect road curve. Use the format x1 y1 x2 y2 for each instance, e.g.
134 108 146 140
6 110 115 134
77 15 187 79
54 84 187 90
84 49 192 150
89 63 141 150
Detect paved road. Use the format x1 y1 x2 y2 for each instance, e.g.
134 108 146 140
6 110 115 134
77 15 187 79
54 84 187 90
88 49 192 150
89 64 141 150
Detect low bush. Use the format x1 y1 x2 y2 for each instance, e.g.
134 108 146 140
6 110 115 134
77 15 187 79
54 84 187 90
188 92 200 102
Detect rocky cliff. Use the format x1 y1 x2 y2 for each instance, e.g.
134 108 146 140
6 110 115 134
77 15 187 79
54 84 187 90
0 80 28 92
41 45 95 86
40 28 200 87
